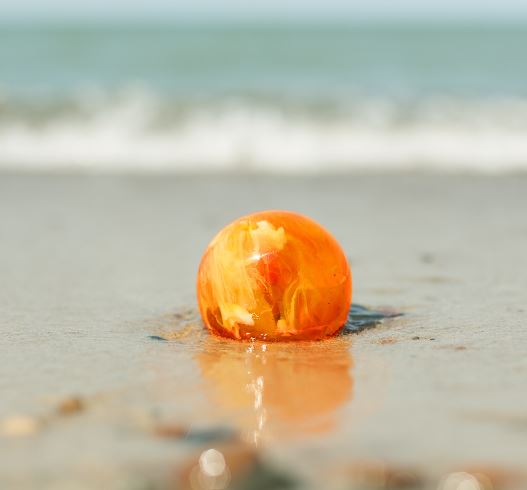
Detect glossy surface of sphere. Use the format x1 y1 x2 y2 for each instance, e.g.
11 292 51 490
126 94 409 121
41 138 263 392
197 211 352 340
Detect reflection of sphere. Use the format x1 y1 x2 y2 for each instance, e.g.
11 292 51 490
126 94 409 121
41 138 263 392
197 210 352 341
197 338 353 441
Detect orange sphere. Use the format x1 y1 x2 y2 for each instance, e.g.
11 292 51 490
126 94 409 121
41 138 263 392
197 211 352 341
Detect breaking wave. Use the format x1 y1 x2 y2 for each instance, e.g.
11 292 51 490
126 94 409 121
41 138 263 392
2 88 527 173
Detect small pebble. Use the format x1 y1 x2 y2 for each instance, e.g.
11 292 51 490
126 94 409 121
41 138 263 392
57 396 84 415
154 423 188 439
1 415 40 437
348 460 423 489
420 253 435 264
375 337 398 345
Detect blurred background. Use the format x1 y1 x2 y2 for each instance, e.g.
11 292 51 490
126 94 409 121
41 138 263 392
2 0 527 173
3 4 527 490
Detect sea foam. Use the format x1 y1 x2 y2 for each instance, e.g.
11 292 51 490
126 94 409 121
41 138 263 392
1 89 527 173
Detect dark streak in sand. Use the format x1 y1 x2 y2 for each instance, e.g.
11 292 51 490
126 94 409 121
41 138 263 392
342 304 403 335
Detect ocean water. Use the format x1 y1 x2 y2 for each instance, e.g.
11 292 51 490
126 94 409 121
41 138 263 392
1 21 527 172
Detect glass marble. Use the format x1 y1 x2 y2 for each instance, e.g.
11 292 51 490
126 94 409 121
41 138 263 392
197 210 352 341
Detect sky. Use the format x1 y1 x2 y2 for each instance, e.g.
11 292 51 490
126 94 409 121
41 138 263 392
2 0 527 21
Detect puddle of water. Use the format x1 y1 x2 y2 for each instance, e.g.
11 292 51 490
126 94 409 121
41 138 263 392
196 335 353 444
147 304 400 445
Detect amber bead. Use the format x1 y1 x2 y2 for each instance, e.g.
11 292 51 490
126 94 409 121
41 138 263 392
197 211 352 341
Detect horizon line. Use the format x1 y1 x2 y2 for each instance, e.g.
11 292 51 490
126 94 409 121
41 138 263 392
3 10 527 24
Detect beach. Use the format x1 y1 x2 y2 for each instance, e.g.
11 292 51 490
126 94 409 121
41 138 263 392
2 173 527 489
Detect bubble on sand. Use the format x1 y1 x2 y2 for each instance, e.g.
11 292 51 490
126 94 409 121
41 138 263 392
438 472 482 490
199 449 227 477
189 448 231 489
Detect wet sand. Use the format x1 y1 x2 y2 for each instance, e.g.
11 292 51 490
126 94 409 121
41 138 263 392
1 174 527 489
